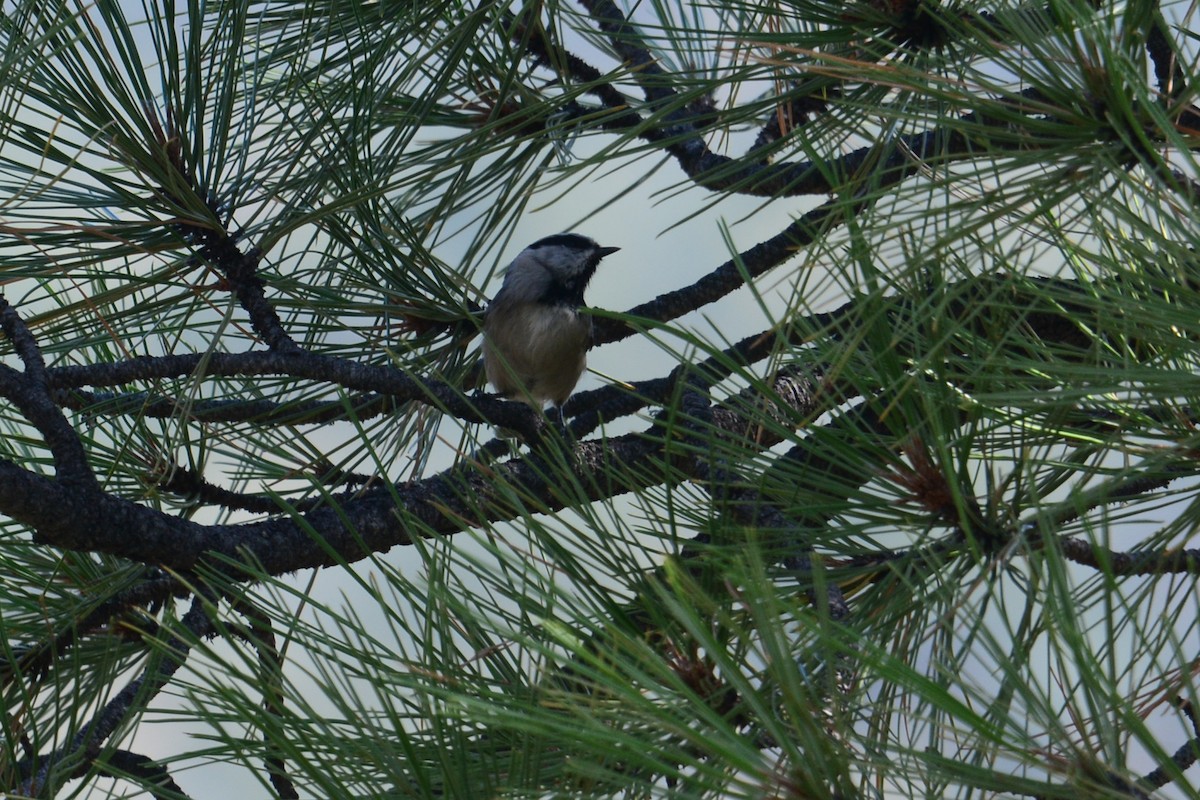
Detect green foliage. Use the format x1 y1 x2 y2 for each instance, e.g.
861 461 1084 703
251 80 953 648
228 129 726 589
0 0 1199 797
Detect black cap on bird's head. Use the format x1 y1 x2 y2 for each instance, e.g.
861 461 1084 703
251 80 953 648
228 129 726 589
528 232 619 255
507 232 619 305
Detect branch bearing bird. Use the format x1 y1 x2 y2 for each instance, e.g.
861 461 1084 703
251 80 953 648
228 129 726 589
482 233 619 413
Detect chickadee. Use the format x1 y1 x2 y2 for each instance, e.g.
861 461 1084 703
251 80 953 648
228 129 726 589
483 233 619 415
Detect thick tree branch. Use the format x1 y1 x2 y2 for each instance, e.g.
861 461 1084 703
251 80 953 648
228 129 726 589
47 350 501 426
1059 536 1200 575
0 297 97 490
96 750 190 800
591 123 973 344
1144 8 1200 132
2 358 836 575
0 428 668 572
62 387 401 426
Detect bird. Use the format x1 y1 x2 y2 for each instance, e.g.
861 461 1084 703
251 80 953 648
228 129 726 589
482 233 619 418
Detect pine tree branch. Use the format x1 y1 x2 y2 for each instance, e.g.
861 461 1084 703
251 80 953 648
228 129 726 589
1059 537 1200 575
1140 698 1200 790
61 387 402 426
4 261 1188 577
96 750 191 800
0 297 97 490
146 103 299 355
677 383 850 621
229 601 299 800
15 598 211 796
2 569 181 691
